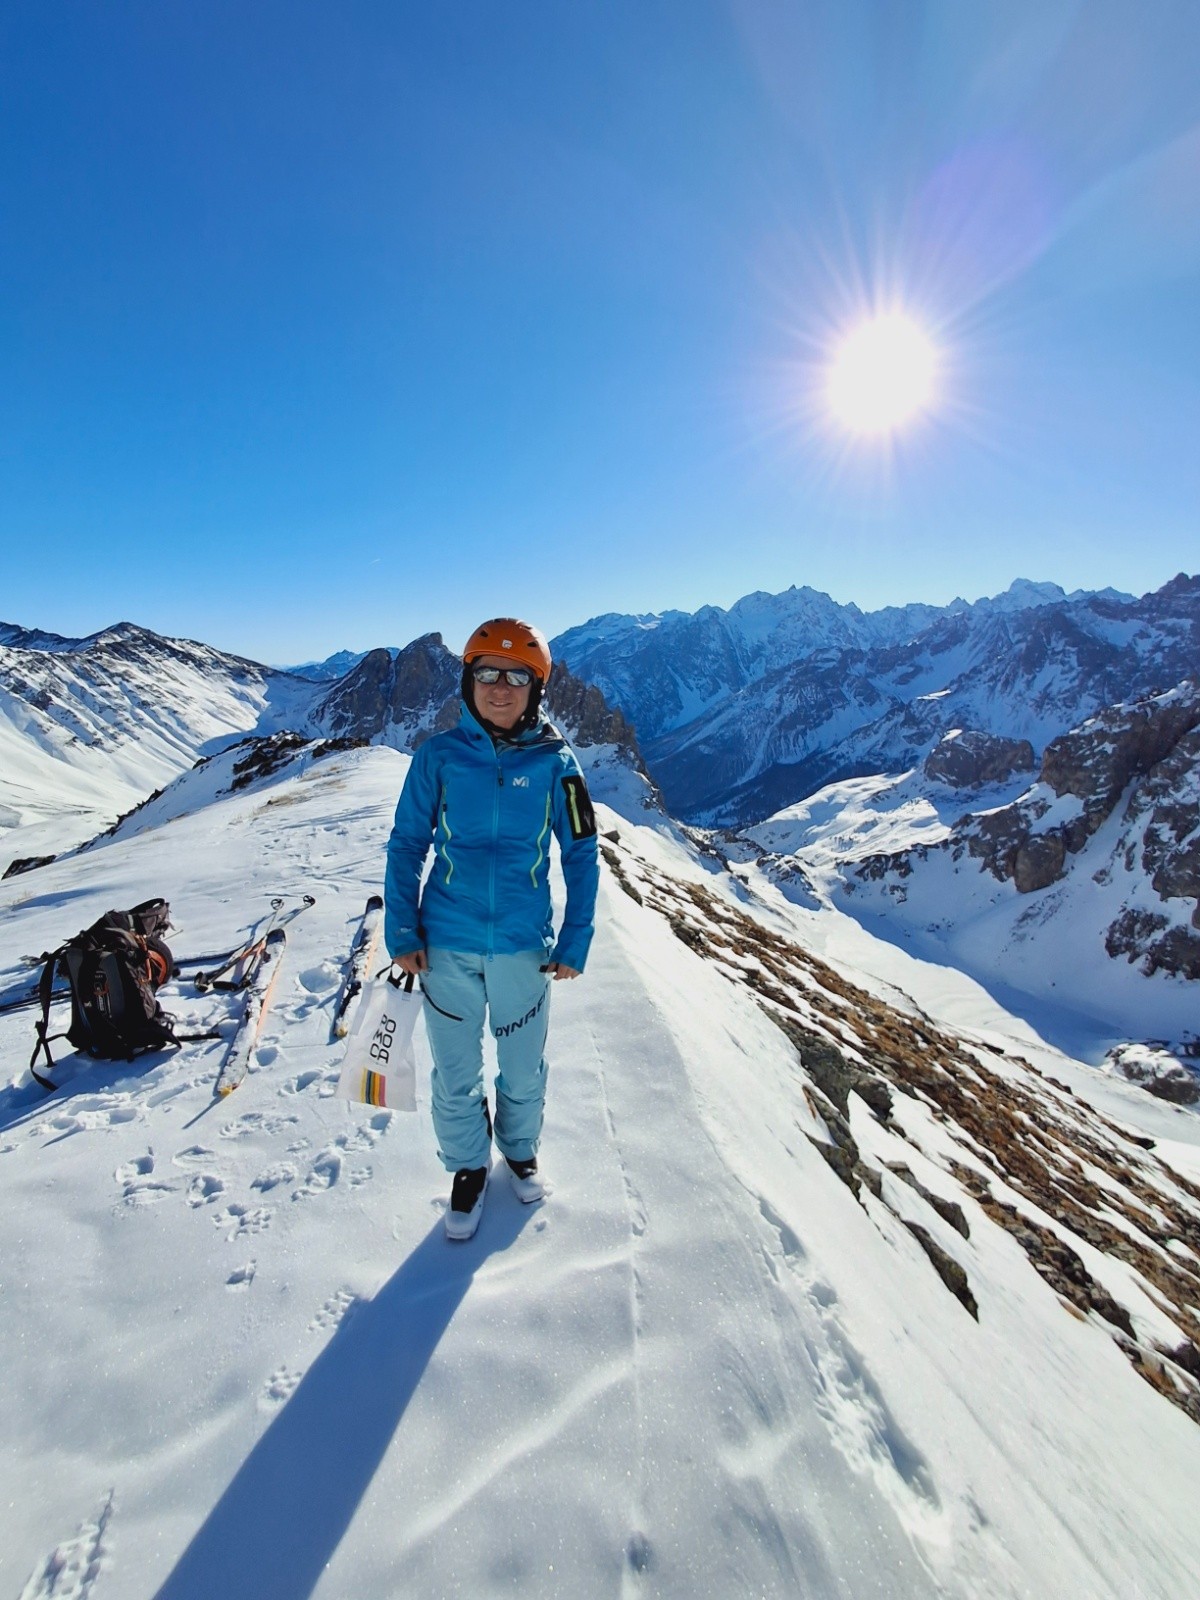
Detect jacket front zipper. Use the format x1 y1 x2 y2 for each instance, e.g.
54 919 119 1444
487 748 501 959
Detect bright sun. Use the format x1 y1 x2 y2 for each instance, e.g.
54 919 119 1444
826 314 938 436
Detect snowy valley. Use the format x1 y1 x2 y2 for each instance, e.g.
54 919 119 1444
2 586 1200 1598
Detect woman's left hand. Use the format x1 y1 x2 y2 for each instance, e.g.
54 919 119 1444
546 962 581 981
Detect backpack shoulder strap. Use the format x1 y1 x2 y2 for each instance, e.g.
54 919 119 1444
29 948 69 1091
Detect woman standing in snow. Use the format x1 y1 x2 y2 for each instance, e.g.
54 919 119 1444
385 618 600 1239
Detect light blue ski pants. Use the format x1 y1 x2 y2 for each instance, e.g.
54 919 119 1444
421 947 552 1172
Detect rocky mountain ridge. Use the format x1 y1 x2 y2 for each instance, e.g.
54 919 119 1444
554 574 1200 827
0 620 313 862
311 632 660 809
552 578 1136 745
853 680 1200 981
0 620 657 871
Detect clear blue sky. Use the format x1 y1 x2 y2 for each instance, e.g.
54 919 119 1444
2 1 1198 662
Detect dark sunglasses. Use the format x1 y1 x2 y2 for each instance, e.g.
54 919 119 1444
472 663 534 687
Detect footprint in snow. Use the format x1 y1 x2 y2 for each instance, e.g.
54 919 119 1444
219 1111 299 1140
18 1491 114 1600
115 1153 155 1183
171 1144 216 1167
757 1195 805 1264
260 1366 302 1410
146 1080 193 1109
298 961 340 995
226 1262 257 1290
308 1288 358 1334
626 1533 653 1576
50 1095 140 1138
186 1173 226 1208
280 1070 322 1096
252 1161 299 1193
115 1153 175 1208
213 1204 272 1239
256 1043 280 1067
292 1147 343 1199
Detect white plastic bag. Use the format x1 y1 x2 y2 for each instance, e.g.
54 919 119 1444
335 966 420 1112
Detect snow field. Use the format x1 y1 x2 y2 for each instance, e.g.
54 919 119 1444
2 749 1200 1597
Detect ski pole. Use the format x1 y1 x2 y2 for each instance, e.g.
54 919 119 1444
0 986 69 1017
192 896 314 992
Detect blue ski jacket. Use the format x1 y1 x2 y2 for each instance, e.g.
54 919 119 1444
385 704 600 972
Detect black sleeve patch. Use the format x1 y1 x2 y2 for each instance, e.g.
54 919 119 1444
560 774 597 840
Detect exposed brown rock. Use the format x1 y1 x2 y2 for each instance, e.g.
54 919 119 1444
903 1222 978 1318
1042 687 1200 832
1013 832 1068 893
2 854 56 879
924 730 1034 789
601 830 1200 1425
316 635 461 741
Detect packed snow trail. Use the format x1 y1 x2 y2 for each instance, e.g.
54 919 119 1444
2 748 1200 1599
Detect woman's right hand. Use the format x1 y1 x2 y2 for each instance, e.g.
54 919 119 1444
394 949 428 975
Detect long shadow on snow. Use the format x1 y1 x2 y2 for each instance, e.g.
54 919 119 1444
0 1048 194 1139
153 1190 536 1600
1 883 112 915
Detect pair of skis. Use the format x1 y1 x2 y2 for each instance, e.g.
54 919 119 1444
330 894 384 1039
213 927 291 1097
6 892 385 1101
208 895 316 1098
212 892 385 1099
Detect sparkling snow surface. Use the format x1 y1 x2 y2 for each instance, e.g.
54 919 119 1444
3 749 1200 1599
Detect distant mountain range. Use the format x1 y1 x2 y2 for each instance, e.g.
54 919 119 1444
0 622 656 866
2 574 1197 1032
552 575 1200 827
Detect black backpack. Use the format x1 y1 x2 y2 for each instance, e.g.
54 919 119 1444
30 898 181 1090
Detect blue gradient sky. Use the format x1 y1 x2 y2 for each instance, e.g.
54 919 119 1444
2 1 1198 662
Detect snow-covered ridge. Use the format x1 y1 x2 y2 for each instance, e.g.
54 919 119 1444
848 679 1200 984
600 826 1200 1423
0 621 316 864
0 621 656 873
3 747 1200 1597
729 682 1200 1074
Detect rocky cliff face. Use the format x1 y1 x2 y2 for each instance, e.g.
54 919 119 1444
314 634 461 746
544 662 641 750
853 680 1200 980
923 730 1035 789
311 633 661 812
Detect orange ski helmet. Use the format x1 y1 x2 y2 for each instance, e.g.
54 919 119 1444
462 618 552 683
